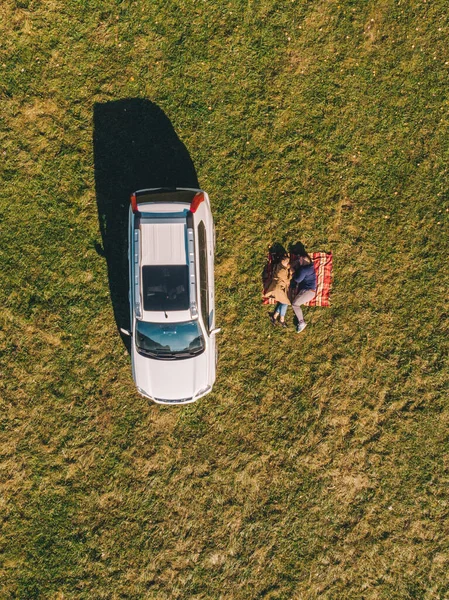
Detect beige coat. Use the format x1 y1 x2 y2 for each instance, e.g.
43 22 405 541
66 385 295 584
263 263 293 305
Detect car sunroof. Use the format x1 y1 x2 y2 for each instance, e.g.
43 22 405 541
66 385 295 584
142 265 190 311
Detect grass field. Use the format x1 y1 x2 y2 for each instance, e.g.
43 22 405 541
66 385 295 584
1 0 449 598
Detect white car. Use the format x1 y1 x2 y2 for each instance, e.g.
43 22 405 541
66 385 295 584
122 188 220 405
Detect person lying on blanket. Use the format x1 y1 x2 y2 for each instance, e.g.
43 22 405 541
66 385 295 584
263 253 293 328
290 243 316 333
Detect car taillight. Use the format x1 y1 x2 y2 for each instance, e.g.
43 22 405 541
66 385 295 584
131 193 138 214
190 192 204 213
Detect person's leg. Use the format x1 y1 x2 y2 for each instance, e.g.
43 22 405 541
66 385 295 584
292 289 316 331
278 303 288 325
270 303 281 324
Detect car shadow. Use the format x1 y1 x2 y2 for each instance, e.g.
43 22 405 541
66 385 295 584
93 98 199 351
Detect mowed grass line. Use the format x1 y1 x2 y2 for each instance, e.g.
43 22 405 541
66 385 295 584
1 0 449 598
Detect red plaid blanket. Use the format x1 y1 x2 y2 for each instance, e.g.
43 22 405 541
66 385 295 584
262 251 332 307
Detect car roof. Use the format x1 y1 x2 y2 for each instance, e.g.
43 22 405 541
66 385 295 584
136 211 196 324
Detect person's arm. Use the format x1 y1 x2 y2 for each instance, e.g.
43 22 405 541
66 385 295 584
293 268 306 284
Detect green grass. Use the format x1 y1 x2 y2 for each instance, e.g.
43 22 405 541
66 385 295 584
1 0 449 598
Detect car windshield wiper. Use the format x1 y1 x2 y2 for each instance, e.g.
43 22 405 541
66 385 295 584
137 347 175 359
188 347 204 356
173 348 203 358
138 348 160 358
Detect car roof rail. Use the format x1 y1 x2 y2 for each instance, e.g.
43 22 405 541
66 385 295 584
186 212 198 318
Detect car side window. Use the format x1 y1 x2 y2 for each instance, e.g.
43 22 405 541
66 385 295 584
198 221 209 332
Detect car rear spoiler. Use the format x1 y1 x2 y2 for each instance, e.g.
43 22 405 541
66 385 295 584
131 188 205 214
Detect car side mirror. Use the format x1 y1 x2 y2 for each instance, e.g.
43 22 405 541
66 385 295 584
120 328 132 337
210 328 221 336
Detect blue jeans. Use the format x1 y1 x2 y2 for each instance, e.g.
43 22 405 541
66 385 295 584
275 302 288 317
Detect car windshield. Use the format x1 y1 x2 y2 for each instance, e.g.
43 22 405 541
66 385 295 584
136 320 205 359
142 265 189 311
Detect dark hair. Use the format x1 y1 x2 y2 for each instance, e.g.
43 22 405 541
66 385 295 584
290 242 312 263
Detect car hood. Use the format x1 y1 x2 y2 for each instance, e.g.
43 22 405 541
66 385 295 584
131 345 210 403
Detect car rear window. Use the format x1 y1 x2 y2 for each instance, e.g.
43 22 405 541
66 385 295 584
142 265 189 311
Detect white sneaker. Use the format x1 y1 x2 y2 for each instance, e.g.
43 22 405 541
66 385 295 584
296 320 307 333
